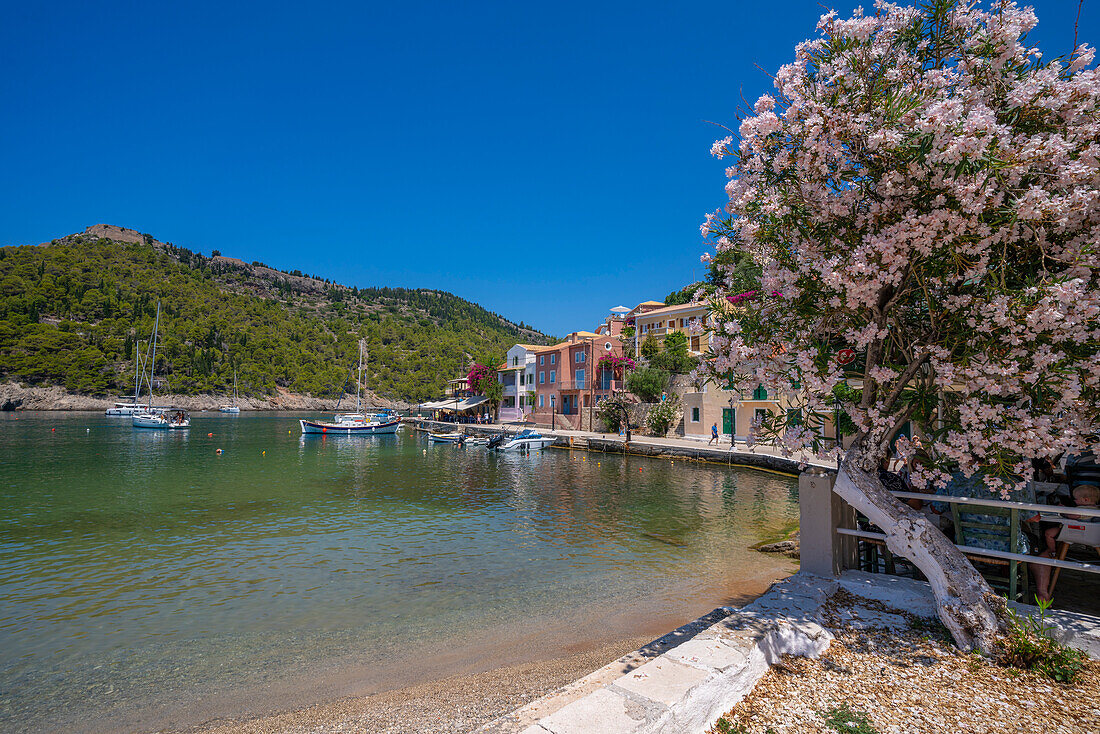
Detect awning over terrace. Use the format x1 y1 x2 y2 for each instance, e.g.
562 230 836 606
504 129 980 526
420 396 488 412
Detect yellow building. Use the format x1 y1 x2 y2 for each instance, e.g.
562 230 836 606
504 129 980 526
632 301 710 355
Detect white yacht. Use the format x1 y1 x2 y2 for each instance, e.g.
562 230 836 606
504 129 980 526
106 399 149 417
219 370 241 413
107 343 150 415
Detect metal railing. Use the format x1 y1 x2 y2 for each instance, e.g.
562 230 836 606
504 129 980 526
838 491 1100 576
555 379 624 391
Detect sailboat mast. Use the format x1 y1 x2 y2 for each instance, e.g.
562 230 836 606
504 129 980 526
356 339 364 412
149 302 161 408
134 339 143 404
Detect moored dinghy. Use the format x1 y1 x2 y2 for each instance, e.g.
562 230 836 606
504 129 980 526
427 432 464 444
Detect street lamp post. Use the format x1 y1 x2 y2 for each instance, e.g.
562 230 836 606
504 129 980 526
729 396 735 449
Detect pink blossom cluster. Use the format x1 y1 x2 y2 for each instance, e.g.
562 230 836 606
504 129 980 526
703 1 1100 494
466 364 493 395
596 354 636 378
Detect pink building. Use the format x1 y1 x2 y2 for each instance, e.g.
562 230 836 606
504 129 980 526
529 309 628 430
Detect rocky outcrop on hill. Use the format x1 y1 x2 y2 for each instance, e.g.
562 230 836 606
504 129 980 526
0 382 406 412
43 224 165 248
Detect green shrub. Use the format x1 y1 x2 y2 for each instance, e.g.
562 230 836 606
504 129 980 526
651 330 698 374
998 597 1087 684
822 704 879 734
595 395 629 432
626 365 669 402
646 395 679 436
711 716 747 734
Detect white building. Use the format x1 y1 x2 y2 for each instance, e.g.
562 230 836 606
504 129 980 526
497 344 539 422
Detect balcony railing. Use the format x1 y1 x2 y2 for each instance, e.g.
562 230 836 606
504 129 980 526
556 379 624 391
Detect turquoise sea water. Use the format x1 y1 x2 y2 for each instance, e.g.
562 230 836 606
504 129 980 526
0 412 798 732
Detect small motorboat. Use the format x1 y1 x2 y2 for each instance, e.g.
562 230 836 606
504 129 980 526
427 432 464 444
463 436 490 447
492 429 554 452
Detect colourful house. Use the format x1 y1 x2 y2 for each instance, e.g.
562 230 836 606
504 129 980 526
496 344 539 422
633 301 711 355
529 309 629 430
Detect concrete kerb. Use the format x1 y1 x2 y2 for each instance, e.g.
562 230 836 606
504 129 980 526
479 574 839 734
483 570 1100 734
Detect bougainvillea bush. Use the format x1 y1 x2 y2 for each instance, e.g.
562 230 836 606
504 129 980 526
466 364 494 395
596 354 636 379
704 0 1099 652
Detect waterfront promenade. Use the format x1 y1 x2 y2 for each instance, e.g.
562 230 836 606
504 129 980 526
406 417 836 475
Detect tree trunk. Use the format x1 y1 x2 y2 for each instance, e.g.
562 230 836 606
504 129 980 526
835 435 1007 653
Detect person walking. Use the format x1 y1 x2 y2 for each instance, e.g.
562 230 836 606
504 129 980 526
709 422 719 445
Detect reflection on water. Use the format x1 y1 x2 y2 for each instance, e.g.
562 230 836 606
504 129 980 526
0 412 798 732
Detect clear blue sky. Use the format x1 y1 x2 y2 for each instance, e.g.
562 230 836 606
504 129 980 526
1 1 1094 335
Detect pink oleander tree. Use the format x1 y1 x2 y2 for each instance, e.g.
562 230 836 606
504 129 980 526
704 0 1100 652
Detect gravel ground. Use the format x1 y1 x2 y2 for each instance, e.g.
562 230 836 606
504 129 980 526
184 636 652 734
711 593 1100 734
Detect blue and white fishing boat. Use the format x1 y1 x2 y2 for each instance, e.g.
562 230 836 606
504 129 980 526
300 413 400 435
300 340 399 435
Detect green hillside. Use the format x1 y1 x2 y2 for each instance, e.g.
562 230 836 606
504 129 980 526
0 227 548 402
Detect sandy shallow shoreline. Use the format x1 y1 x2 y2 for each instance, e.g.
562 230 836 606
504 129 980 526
187 636 654 734
161 573 792 734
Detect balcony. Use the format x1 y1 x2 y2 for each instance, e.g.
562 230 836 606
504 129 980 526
557 379 623 392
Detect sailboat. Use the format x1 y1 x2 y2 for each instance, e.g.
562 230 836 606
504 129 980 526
219 370 241 413
299 340 399 435
132 302 190 430
106 340 151 416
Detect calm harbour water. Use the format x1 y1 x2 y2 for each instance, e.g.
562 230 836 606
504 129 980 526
0 412 798 732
